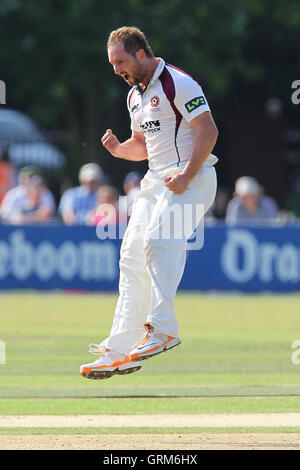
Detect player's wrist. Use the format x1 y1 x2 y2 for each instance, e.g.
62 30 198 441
181 169 195 184
110 143 122 158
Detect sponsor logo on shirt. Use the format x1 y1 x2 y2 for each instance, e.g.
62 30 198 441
185 96 206 113
140 120 161 135
131 103 139 113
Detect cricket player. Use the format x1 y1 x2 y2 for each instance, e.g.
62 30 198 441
80 26 218 379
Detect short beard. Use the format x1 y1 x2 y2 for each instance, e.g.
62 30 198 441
131 75 144 86
131 57 147 85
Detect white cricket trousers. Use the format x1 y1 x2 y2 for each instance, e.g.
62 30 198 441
100 163 217 356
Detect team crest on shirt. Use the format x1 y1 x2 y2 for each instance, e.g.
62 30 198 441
150 95 160 107
150 95 161 112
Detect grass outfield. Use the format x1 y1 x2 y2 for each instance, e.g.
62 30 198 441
0 292 300 419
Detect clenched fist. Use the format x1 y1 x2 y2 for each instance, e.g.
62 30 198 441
164 172 191 194
101 129 120 157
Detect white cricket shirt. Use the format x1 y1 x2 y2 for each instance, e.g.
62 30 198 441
127 58 218 173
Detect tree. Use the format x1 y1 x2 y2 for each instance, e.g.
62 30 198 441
1 0 299 188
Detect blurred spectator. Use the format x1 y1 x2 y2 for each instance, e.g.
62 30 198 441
119 171 142 220
0 148 17 204
225 176 279 224
86 185 119 226
0 165 55 224
58 163 103 225
13 174 56 224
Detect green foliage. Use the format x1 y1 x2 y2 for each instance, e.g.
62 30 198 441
1 0 300 175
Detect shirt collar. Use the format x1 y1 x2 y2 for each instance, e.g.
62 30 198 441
134 58 165 94
148 58 165 85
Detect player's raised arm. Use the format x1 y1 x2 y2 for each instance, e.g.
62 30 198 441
101 129 147 161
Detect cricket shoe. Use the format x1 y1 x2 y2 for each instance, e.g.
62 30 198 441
80 349 142 380
129 322 181 361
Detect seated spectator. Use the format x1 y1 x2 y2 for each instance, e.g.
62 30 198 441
0 165 55 224
13 174 56 224
225 176 279 224
86 185 119 226
59 163 103 225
